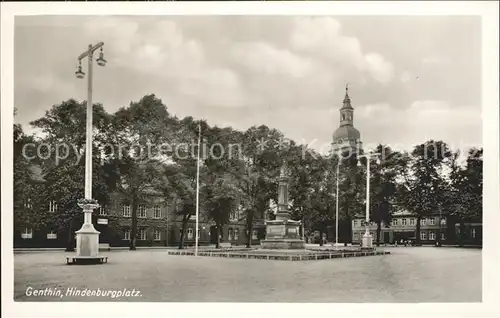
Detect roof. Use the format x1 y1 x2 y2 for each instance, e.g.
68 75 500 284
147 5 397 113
333 125 360 141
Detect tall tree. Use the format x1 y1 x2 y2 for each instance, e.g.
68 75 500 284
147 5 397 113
13 121 40 237
28 100 113 251
338 152 365 243
398 140 452 245
235 125 283 248
446 148 483 245
369 145 399 246
111 94 173 250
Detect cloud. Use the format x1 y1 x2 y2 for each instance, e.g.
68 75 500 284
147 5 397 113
422 56 451 66
289 17 395 84
360 103 392 117
14 16 481 154
355 100 481 150
230 42 314 78
178 67 246 108
400 71 412 83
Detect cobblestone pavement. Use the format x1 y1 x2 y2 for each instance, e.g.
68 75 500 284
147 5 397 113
14 246 481 302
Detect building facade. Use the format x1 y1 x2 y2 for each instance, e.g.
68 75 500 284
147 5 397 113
351 210 482 246
14 166 265 248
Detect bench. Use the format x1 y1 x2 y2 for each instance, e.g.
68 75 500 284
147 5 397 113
99 243 111 251
66 256 108 265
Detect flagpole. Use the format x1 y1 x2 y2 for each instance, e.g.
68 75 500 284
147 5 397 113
195 123 201 257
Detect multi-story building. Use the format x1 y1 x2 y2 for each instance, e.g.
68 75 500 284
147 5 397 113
14 165 265 248
352 210 449 244
351 210 482 246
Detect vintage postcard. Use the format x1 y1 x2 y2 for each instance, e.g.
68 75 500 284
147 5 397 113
1 2 499 318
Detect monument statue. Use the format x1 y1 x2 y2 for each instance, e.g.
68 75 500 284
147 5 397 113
260 162 305 249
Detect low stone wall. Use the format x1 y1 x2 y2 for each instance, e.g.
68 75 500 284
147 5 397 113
167 249 390 261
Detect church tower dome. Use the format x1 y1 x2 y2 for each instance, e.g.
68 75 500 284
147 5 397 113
332 85 362 154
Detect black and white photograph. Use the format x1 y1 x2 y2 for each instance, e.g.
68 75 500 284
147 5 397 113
2 1 499 318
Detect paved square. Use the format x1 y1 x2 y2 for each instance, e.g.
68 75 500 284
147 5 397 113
14 247 481 302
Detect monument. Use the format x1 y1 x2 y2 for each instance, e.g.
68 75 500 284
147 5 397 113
260 164 306 249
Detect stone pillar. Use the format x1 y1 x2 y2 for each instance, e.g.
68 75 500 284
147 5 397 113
276 173 290 221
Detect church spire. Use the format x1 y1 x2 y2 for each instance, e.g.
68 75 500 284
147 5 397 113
342 83 352 109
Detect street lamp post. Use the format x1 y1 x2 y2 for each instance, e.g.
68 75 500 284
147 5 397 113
335 157 341 248
72 42 107 264
437 205 443 247
195 123 201 256
358 152 379 250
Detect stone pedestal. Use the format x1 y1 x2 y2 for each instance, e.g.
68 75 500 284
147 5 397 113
70 203 105 265
76 223 100 257
362 230 374 250
260 219 306 249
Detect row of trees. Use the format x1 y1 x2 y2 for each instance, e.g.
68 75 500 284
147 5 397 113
13 94 483 250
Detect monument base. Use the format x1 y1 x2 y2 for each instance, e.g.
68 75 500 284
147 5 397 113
362 231 373 249
262 219 305 249
66 255 108 265
75 224 100 257
260 239 306 249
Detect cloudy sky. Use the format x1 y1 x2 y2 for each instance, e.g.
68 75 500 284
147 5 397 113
15 15 481 152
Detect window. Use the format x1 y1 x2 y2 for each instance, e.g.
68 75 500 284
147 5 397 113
234 229 239 240
154 230 161 241
354 233 359 240
391 219 397 226
123 230 131 240
441 218 447 226
401 218 407 226
342 114 346 121
252 230 258 240
139 229 146 240
24 198 32 209
153 205 161 219
175 200 183 212
48 200 57 213
409 218 415 226
198 228 201 239
420 231 427 240
138 205 147 218
122 205 131 217
420 218 426 226
230 209 240 221
187 228 194 240
21 228 33 239
98 206 106 216
429 232 436 240
47 231 57 240
228 228 234 241
429 218 435 225
471 228 476 238
441 233 446 240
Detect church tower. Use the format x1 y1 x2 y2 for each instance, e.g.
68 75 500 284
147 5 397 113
332 85 362 155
